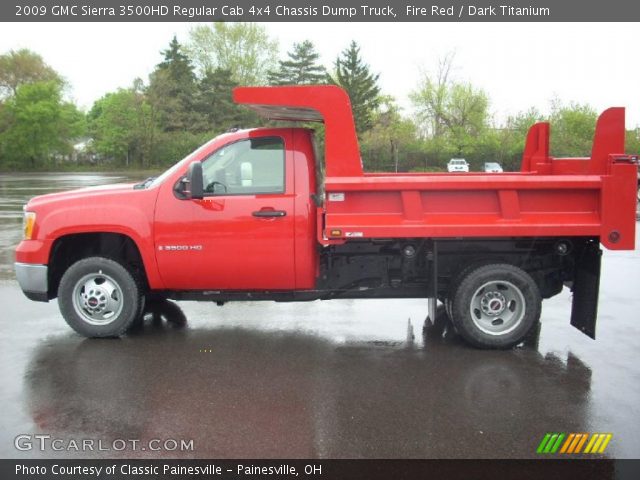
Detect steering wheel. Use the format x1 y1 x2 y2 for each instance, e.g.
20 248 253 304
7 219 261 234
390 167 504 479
204 181 227 194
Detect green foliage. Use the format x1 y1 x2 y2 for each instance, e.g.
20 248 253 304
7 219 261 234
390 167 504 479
411 60 490 154
153 130 213 167
444 83 489 154
85 36 265 170
58 102 87 154
626 129 640 155
0 81 83 168
407 55 495 172
195 68 258 132
186 23 278 85
0 49 62 99
157 36 194 78
360 97 421 172
88 88 157 167
329 41 381 135
548 101 597 157
1 43 634 176
268 40 326 85
410 53 455 139
148 36 200 133
494 108 544 171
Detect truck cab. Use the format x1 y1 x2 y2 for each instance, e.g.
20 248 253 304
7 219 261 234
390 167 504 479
154 127 318 291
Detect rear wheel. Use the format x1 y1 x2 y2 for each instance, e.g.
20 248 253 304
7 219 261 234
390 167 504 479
450 264 541 349
58 257 142 338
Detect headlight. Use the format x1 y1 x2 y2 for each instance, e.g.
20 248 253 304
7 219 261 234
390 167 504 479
23 211 36 240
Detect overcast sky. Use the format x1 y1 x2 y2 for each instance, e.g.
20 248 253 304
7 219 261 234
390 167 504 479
1 22 639 127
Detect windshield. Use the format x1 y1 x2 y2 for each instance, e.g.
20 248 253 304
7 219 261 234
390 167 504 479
450 159 466 165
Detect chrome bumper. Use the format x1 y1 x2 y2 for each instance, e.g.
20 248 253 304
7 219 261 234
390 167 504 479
14 262 49 302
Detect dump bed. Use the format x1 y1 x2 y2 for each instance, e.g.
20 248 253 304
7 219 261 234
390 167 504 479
234 86 638 250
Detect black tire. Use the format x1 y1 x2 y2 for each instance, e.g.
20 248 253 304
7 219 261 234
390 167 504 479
444 298 453 320
127 295 147 331
58 257 142 338
445 261 488 326
450 264 541 349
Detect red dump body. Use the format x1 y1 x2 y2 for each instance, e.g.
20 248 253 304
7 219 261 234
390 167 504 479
235 86 637 251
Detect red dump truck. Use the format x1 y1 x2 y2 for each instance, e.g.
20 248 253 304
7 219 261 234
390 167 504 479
14 86 638 348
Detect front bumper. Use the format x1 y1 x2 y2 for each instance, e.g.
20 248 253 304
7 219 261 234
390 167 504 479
14 262 49 302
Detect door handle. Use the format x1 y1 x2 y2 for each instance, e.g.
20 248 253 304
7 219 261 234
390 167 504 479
252 209 287 218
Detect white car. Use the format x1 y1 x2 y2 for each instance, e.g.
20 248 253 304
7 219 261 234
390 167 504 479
447 158 469 173
484 162 503 173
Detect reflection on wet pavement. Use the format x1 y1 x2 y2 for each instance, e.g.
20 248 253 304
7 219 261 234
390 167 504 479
22 318 591 459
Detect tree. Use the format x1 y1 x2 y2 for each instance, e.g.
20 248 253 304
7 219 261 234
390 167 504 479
411 55 490 155
147 36 200 133
412 80 489 155
0 81 83 168
195 68 257 132
360 96 420 172
268 40 326 85
131 78 158 167
496 108 544 171
0 49 62 99
186 23 278 85
548 100 597 157
444 83 490 153
410 52 455 138
329 41 381 135
88 86 158 167
88 89 139 165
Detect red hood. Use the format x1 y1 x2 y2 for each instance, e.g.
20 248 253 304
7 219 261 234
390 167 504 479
26 183 138 209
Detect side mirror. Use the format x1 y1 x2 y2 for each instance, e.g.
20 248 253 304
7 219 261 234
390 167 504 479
186 162 204 200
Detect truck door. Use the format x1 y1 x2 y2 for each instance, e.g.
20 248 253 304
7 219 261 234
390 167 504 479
153 132 296 290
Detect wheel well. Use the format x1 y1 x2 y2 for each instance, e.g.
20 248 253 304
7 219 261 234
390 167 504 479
441 255 563 301
48 232 147 299
436 238 576 300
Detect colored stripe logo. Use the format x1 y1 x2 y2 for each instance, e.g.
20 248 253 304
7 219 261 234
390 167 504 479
537 433 612 454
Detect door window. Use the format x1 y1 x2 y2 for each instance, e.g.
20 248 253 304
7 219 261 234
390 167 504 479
201 137 285 195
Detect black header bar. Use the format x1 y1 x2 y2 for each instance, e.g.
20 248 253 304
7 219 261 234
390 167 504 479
3 0 640 22
1 459 636 480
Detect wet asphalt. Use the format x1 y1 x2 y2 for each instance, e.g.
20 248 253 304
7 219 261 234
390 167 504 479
1 228 640 459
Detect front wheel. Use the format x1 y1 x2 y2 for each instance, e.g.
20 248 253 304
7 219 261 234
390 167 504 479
58 257 142 338
450 264 541 349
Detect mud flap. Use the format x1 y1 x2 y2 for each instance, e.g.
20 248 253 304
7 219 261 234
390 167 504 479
570 243 602 339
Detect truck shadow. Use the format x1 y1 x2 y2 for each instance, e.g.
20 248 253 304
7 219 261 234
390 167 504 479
23 301 596 459
129 298 189 334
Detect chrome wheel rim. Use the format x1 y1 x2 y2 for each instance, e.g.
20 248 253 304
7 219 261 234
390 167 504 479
469 280 525 336
72 271 124 325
